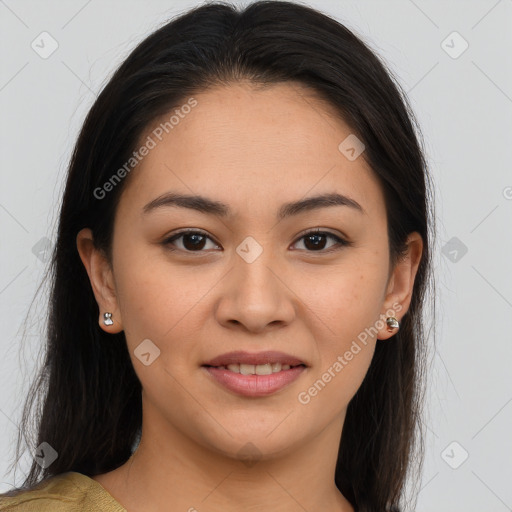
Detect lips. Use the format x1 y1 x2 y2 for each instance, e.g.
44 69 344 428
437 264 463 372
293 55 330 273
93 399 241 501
202 350 307 368
201 351 308 397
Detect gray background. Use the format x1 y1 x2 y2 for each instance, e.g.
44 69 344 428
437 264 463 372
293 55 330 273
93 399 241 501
1 0 511 510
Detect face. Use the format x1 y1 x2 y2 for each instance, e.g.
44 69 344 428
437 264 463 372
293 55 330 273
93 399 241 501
78 81 420 462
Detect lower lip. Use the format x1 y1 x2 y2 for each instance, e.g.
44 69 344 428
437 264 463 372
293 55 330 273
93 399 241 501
202 365 307 397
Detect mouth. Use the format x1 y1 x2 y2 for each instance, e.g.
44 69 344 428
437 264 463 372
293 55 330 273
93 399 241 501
202 350 308 369
202 362 306 375
201 351 308 397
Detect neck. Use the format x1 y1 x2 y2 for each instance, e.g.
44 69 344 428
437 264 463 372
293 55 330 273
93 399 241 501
94 403 354 512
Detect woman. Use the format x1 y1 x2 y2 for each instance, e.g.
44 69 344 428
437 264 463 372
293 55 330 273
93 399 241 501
0 1 434 511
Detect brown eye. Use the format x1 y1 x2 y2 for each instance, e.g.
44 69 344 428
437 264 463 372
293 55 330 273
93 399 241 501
292 230 348 252
163 230 219 252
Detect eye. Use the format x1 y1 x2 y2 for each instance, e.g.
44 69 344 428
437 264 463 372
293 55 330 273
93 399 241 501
162 228 349 253
163 230 220 252
291 229 349 252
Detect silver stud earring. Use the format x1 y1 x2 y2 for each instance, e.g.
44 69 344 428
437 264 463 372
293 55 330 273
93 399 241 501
385 316 400 333
103 312 113 326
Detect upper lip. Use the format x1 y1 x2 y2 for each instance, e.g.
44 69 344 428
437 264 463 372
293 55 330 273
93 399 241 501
202 351 307 367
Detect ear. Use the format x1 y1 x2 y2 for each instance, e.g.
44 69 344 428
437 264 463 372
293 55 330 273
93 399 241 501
377 231 423 340
76 228 123 333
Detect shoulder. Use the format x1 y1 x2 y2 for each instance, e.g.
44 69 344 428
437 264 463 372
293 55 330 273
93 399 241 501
0 472 126 511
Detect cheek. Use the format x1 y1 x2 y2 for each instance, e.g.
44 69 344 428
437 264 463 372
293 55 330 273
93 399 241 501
114 245 213 336
310 261 387 346
301 258 388 400
112 264 205 404
113 253 226 388
297 300 381 420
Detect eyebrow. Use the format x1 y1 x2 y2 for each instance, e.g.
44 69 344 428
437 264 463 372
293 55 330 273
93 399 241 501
142 191 364 220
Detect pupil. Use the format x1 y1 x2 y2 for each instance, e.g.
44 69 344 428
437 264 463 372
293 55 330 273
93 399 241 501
305 234 326 250
184 234 206 250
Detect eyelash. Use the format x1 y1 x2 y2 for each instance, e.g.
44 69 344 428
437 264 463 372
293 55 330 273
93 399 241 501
162 228 350 254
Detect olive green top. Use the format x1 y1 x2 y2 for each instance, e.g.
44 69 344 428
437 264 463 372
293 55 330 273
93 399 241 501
0 471 126 511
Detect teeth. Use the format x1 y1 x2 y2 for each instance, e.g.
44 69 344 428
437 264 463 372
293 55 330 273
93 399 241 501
239 364 254 375
222 363 296 375
255 364 273 375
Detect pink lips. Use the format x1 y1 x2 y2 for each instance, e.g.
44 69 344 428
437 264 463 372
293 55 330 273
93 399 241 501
202 365 306 397
201 350 308 397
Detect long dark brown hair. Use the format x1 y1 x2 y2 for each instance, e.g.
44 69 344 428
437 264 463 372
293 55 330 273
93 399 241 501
2 2 435 511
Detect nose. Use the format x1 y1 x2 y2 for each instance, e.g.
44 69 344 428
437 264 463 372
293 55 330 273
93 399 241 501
214 249 296 334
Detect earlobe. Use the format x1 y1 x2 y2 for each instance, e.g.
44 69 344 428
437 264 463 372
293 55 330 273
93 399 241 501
76 228 123 333
378 231 423 340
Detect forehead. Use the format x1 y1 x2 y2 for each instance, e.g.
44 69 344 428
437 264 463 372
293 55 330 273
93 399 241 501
118 81 384 220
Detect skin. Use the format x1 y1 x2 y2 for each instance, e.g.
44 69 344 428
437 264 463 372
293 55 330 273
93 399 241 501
76 81 423 512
